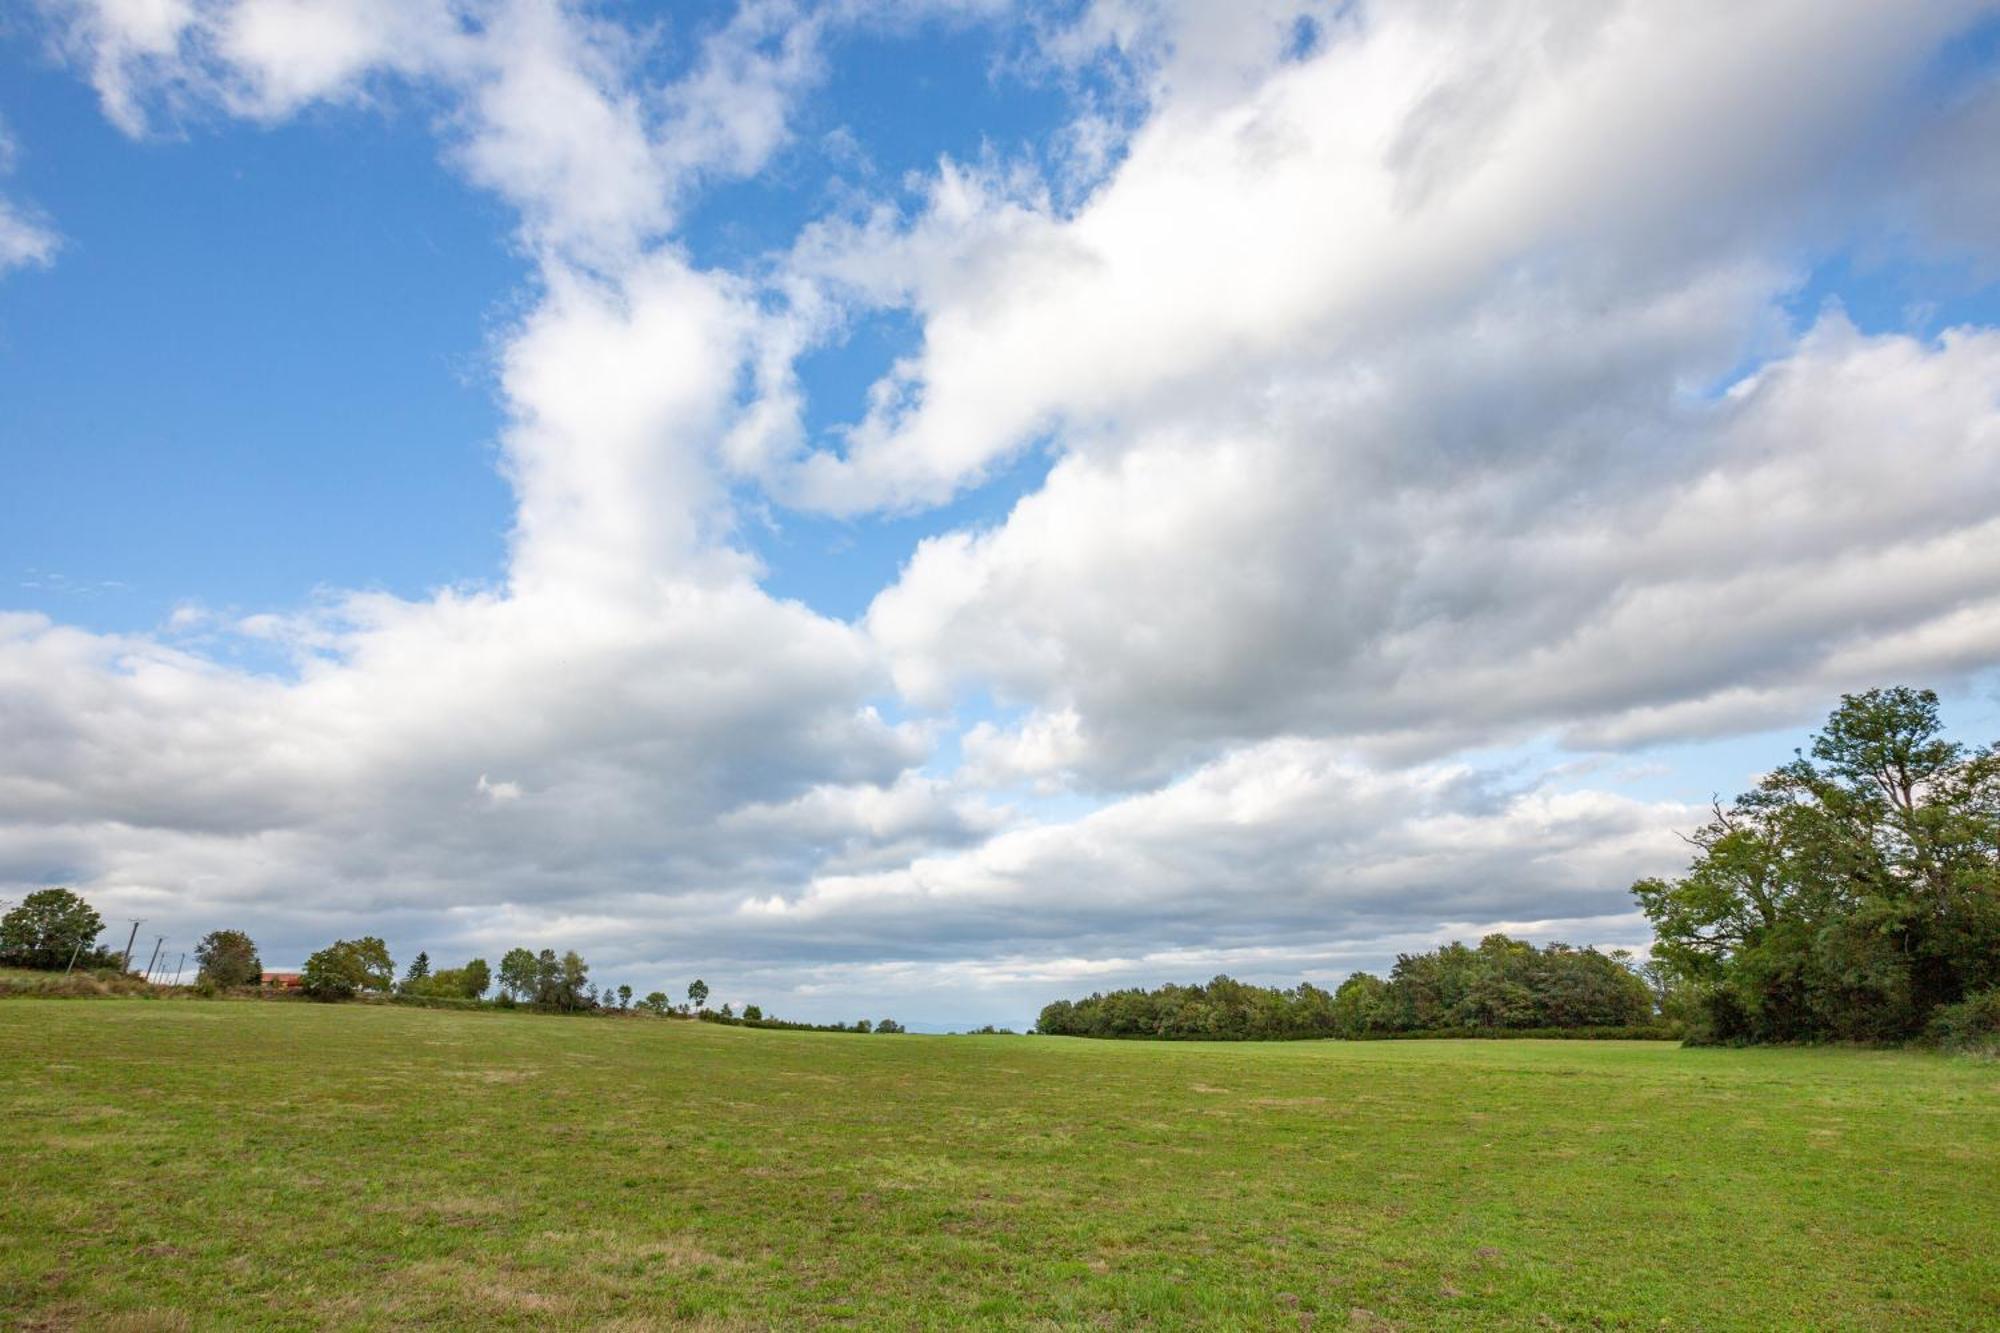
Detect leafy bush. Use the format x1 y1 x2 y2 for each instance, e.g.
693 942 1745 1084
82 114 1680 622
1926 989 2000 1056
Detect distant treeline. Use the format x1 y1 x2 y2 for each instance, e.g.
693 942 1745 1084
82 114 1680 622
1036 936 1659 1041
697 1010 904 1034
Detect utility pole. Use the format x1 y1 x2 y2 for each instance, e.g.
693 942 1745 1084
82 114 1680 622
64 939 85 975
171 953 185 986
144 936 164 983
120 920 143 974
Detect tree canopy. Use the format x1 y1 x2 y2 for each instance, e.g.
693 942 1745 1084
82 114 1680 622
1037 937 1654 1040
1634 687 2000 1044
300 937 395 1000
194 929 261 988
0 888 105 971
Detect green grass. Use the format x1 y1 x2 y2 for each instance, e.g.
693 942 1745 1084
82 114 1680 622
2 1001 1995 1330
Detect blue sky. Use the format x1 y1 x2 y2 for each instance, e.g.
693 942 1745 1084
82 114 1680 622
2 1 1998 1027
0 5 1095 635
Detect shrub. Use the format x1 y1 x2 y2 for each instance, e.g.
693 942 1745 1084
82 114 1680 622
1927 989 2000 1056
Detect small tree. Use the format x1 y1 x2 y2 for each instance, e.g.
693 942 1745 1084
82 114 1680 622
642 991 669 1015
616 984 632 1010
560 951 590 1011
854 1019 872 1034
0 888 105 971
687 978 709 1011
742 1004 763 1021
194 929 261 988
876 1018 904 1033
461 957 491 999
498 947 537 1001
401 951 431 992
719 1002 733 1018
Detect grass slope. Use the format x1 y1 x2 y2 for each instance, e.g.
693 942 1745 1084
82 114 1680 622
2 1001 1995 1330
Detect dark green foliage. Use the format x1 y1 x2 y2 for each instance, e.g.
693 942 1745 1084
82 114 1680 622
875 1018 905 1033
0 888 105 971
616 984 631 1011
687 978 709 1010
300 937 395 1000
404 958 492 1001
741 1003 762 1020
193 929 260 988
696 1009 880 1034
508 949 593 1011
401 951 430 991
1037 937 1653 1040
1925 989 2000 1055
640 991 670 1015
1635 688 2000 1045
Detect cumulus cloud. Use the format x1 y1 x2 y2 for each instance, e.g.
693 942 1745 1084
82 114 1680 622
869 316 2000 783
4 0 1998 1022
778 0 1987 512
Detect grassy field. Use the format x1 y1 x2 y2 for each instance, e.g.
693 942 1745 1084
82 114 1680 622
2 1000 1995 1330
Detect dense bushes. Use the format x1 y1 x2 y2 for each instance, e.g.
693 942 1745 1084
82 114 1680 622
1037 936 1656 1040
1636 688 2000 1046
696 1009 901 1034
1926 989 2000 1056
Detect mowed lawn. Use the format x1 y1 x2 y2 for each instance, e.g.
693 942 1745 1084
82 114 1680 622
2 1002 1995 1330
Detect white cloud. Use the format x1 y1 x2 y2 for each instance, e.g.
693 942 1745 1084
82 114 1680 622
870 315 2000 785
770 1 1993 515
0 119 59 273
0 201 59 272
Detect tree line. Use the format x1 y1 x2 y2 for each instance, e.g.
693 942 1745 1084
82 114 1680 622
1036 936 1659 1040
0 903 907 1031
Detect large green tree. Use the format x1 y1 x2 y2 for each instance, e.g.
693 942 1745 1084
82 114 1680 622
299 937 395 1001
0 888 104 971
1634 687 2000 1043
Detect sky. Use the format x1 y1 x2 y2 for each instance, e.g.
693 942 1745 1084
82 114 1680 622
2 1 1998 1029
